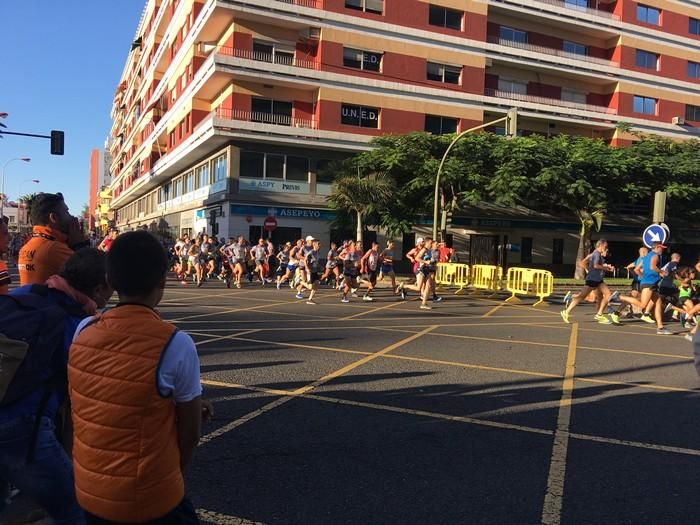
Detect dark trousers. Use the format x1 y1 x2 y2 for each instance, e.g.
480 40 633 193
85 498 199 525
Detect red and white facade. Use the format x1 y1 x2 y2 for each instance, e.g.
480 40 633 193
108 0 700 245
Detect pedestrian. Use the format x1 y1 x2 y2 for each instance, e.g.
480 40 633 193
0 248 113 524
68 230 212 525
97 228 118 252
19 193 88 286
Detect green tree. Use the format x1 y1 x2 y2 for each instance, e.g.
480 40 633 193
326 166 394 247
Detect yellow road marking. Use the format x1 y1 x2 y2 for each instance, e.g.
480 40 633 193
171 313 560 324
195 329 261 346
575 377 698 393
482 304 505 318
197 508 265 525
202 379 292 397
341 299 404 320
541 323 578 525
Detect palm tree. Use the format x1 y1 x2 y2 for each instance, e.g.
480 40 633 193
327 171 394 247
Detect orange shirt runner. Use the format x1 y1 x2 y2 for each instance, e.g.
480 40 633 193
18 226 74 286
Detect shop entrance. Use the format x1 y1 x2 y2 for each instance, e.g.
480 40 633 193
250 226 301 250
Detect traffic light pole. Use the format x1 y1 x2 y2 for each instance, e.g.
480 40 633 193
0 130 64 155
432 109 517 241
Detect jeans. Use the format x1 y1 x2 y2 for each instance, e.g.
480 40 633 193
0 415 85 525
85 498 200 525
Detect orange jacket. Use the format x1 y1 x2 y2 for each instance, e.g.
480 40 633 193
68 305 184 523
18 226 73 285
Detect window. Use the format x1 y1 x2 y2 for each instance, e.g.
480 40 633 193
635 49 658 69
425 115 458 134
341 104 380 128
564 0 588 9
184 171 194 193
266 155 285 179
686 104 700 121
252 40 294 65
429 5 463 30
173 177 182 197
286 156 310 182
633 95 657 115
345 0 383 14
690 18 700 35
498 78 527 95
427 62 461 84
561 89 587 104
689 61 700 79
251 97 293 126
316 159 334 184
196 164 209 188
637 4 660 25
500 26 527 44
552 239 564 265
213 155 227 182
240 152 265 179
563 41 587 56
343 48 382 72
521 237 533 264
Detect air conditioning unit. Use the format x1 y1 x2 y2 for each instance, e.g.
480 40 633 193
672 116 685 125
301 27 321 40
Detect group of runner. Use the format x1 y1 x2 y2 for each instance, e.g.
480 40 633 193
561 239 699 340
170 233 453 309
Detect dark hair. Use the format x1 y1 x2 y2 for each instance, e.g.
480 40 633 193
60 248 107 296
28 193 65 226
107 231 167 295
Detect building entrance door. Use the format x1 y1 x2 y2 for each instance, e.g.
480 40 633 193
469 234 499 266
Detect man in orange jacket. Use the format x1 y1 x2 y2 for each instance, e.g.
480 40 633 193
18 193 88 286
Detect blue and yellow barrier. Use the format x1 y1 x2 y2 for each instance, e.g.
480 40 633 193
504 267 554 307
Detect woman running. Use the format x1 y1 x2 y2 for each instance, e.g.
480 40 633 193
251 238 268 285
320 241 341 287
339 240 361 303
275 242 292 289
398 238 435 309
296 238 322 304
397 237 426 298
360 241 380 302
378 240 397 293
280 239 303 288
229 236 247 289
187 237 204 287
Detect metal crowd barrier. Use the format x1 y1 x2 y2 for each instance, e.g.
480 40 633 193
435 263 471 294
470 265 502 296
504 267 554 307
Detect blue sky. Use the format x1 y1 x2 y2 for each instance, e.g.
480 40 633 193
1 0 145 215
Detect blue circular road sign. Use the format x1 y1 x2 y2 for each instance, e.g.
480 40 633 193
642 224 669 249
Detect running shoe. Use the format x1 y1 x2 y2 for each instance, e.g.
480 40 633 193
594 314 612 325
217 274 223 281
610 312 621 325
225 278 231 289
236 283 242 289
640 314 655 324
341 296 350 303
680 313 687 327
664 302 674 314
432 295 443 302
295 293 304 299
180 280 188 285
685 333 695 342
306 300 316 305
657 327 673 335
420 304 432 310
351 292 359 298
609 291 620 304
560 310 570 324
362 295 374 302
276 282 281 290
196 281 203 288
563 291 572 307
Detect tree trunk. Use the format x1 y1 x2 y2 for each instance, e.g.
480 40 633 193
574 220 592 280
356 210 363 249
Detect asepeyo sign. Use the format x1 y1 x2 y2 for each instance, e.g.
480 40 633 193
239 178 309 194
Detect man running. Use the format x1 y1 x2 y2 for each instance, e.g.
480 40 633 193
561 239 615 324
296 238 322 304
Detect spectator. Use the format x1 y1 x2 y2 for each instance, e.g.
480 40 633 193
0 217 10 294
97 228 118 252
18 193 88 286
0 248 113 524
68 231 211 525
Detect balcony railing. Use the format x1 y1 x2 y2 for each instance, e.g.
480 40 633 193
274 0 323 8
485 88 617 115
490 0 620 20
215 107 318 129
216 46 320 70
487 36 618 67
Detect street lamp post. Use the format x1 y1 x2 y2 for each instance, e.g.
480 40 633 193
0 157 31 219
18 178 40 201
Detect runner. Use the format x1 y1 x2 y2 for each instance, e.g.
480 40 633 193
0 217 10 295
560 240 615 324
397 238 426 300
378 240 397 293
296 238 322 304
229 236 247 289
251 238 268 285
275 242 292 289
359 241 380 301
619 246 649 316
200 234 216 280
187 236 203 287
339 240 361 303
320 241 341 287
398 238 437 310
280 239 303 289
265 239 275 282
611 242 671 334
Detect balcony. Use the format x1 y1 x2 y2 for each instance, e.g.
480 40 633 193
485 88 617 115
487 36 618 68
489 0 619 21
215 107 318 129
274 0 323 8
216 45 320 71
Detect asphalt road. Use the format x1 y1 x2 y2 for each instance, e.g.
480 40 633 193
151 278 700 525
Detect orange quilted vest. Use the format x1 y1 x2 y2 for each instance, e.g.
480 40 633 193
68 304 184 523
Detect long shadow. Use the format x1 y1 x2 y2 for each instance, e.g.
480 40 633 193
200 360 302 373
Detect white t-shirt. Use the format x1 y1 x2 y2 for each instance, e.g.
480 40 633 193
73 317 202 403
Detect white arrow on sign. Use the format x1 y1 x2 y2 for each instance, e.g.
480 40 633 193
649 231 661 242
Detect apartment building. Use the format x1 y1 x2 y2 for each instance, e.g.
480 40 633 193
108 0 700 247
88 147 113 232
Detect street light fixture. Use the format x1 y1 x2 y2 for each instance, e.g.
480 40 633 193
0 157 31 219
18 178 40 200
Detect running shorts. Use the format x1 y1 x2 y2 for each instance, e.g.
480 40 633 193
287 263 299 272
631 279 641 293
367 270 378 285
380 263 393 275
585 280 602 289
307 272 320 283
326 261 337 269
641 283 659 292
659 286 680 306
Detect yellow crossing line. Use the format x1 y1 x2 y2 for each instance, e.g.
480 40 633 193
341 299 405 320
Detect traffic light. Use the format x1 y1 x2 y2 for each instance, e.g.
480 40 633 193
505 108 518 138
50 130 64 155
